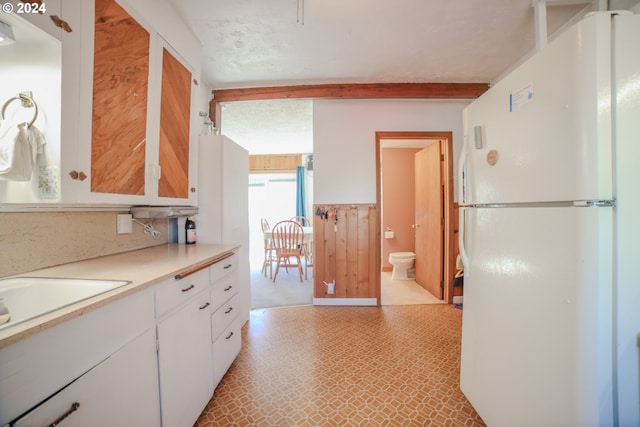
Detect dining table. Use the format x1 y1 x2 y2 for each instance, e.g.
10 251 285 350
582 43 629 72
263 226 314 244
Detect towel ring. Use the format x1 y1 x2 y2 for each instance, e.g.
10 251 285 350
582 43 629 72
1 93 39 127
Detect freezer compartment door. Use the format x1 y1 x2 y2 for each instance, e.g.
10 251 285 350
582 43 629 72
460 206 613 427
462 13 613 205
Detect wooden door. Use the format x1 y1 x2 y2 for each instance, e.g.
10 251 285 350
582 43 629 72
414 142 443 299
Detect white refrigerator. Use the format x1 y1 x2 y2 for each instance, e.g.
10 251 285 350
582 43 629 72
197 134 250 325
458 11 640 427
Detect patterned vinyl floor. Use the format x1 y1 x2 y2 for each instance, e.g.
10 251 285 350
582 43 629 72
195 304 485 427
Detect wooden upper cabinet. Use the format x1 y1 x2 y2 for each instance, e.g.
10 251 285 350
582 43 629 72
91 0 150 195
158 48 192 199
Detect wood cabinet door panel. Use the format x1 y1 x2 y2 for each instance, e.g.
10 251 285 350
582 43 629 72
91 0 149 195
159 48 192 198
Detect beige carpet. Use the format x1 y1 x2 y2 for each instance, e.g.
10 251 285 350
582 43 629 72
251 265 314 309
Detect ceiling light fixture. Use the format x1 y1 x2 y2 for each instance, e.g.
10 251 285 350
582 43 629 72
0 20 15 46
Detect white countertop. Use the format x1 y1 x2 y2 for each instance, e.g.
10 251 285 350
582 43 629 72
0 243 239 349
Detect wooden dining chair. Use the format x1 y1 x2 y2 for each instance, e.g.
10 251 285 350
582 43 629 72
304 239 313 280
260 218 277 279
291 215 312 277
271 220 305 282
290 215 311 227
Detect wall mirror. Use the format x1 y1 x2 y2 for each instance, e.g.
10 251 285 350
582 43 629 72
0 12 61 203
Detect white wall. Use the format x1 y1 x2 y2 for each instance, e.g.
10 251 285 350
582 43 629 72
313 99 471 204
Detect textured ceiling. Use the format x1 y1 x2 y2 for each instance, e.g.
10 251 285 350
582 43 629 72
167 0 593 89
166 0 637 154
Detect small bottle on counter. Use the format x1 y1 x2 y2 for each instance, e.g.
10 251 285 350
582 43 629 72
185 216 197 244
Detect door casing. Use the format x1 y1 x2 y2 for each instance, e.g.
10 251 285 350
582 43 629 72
375 131 455 304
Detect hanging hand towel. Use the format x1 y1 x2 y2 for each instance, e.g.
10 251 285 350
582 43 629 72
0 123 46 181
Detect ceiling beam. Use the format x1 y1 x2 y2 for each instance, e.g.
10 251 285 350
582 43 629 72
209 82 489 125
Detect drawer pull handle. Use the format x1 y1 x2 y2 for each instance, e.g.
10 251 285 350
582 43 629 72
49 401 80 427
225 331 234 340
181 284 195 292
224 264 233 269
225 307 233 314
224 285 233 291
199 302 210 310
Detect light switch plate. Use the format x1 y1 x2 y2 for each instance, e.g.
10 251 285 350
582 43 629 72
117 214 133 234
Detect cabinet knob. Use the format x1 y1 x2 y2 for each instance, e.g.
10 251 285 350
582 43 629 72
50 15 73 33
190 187 196 193
69 171 88 181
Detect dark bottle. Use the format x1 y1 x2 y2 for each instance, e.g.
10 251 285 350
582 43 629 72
185 216 197 244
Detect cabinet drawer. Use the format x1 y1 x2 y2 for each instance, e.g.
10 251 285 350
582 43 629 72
212 319 241 388
210 252 237 283
155 268 209 318
13 329 161 427
0 288 155 425
211 293 240 342
210 274 237 311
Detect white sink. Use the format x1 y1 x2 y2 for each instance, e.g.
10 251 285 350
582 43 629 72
0 277 131 330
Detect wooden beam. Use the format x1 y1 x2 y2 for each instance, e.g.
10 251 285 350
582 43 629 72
209 82 489 125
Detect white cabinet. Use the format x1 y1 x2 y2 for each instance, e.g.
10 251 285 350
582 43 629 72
198 135 250 325
1 0 201 206
209 252 242 386
155 269 214 427
13 329 161 427
69 0 200 205
0 287 157 425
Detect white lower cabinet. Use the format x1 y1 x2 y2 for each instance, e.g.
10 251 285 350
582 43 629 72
13 329 161 427
213 317 242 387
1 251 245 426
156 286 214 427
209 254 242 388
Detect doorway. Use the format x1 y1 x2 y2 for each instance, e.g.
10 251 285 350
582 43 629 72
376 131 455 304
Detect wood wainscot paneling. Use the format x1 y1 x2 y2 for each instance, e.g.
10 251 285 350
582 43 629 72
92 0 149 195
313 204 379 302
249 154 302 173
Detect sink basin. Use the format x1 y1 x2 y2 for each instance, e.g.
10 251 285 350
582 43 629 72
0 277 131 330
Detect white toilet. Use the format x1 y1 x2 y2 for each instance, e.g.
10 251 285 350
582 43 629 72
388 252 416 280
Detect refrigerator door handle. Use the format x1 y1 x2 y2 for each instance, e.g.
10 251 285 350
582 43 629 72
458 207 470 270
458 137 469 206
572 199 616 207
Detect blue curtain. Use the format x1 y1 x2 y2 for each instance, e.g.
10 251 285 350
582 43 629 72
296 166 306 224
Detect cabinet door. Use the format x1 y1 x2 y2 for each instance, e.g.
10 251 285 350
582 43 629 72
158 45 192 199
157 289 214 427
13 329 161 427
90 0 150 195
213 317 242 388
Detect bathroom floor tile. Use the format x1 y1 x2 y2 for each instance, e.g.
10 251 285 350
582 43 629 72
195 304 484 426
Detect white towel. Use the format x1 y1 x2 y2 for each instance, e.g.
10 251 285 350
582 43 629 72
0 123 46 181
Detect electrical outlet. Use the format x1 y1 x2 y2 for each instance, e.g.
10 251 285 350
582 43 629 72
117 214 133 234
